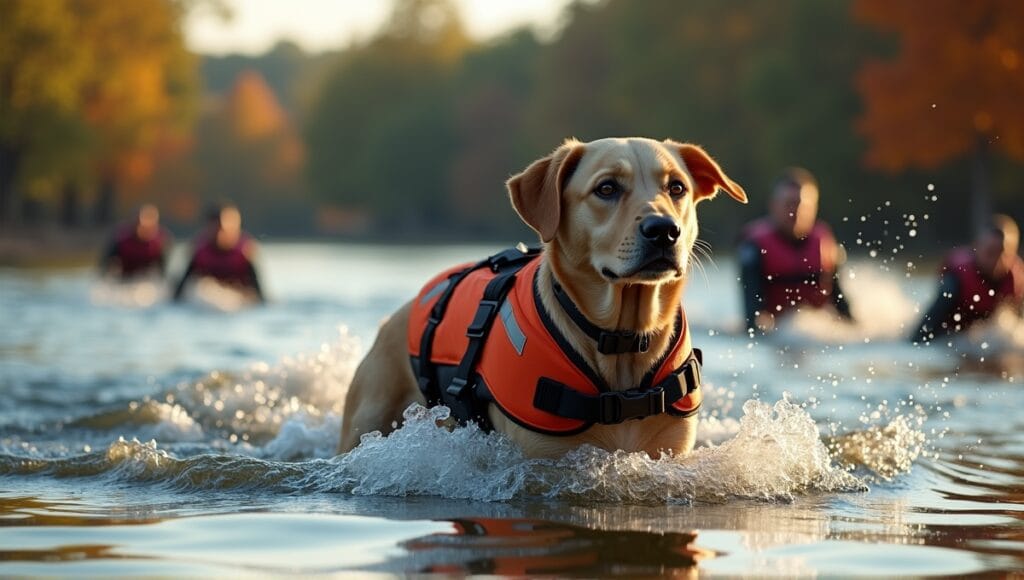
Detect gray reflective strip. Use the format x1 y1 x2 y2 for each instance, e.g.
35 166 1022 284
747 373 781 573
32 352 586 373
500 299 526 355
420 279 451 305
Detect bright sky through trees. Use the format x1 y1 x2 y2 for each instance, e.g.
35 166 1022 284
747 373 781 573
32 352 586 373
184 0 574 55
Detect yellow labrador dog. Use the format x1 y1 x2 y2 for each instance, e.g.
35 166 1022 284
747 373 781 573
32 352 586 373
339 137 746 458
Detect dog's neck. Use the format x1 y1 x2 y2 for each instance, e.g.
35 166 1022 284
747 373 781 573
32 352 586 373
539 247 688 390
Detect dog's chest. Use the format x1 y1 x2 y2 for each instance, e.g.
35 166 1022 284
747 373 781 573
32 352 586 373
578 415 692 456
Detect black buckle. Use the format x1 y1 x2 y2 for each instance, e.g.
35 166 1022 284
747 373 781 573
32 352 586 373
681 358 701 393
488 247 530 272
466 299 500 338
637 334 650 352
446 376 472 398
597 387 666 424
597 332 650 355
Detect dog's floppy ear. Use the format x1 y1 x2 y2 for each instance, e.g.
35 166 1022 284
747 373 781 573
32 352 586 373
667 140 747 204
507 140 585 242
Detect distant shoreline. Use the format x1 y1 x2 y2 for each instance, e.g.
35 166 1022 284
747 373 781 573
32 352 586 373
1 229 952 274
0 228 105 268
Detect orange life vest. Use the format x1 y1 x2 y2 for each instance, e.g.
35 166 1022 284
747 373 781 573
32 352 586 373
407 247 703 435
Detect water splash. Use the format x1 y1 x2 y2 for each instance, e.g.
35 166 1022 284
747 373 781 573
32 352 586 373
2 395 932 504
182 277 260 312
332 398 868 503
56 329 359 452
261 411 342 461
89 276 167 308
829 415 928 481
776 264 917 344
950 307 1024 356
70 400 204 442
165 328 359 444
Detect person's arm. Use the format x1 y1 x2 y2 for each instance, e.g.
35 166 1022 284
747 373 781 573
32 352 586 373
831 271 855 322
157 231 171 276
98 238 120 275
1012 262 1024 317
171 257 196 302
738 240 765 333
911 272 960 344
246 261 265 303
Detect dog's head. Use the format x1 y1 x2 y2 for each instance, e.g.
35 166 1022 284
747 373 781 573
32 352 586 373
508 137 746 285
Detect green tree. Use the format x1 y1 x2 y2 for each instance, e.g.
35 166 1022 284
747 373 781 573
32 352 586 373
195 70 309 233
305 0 469 233
448 30 543 237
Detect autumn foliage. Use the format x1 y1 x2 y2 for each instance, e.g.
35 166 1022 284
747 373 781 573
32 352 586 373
855 0 1024 171
3 0 1023 244
0 0 196 223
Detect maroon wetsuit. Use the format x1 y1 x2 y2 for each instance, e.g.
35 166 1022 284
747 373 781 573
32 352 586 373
173 234 263 302
937 248 1024 331
105 226 169 279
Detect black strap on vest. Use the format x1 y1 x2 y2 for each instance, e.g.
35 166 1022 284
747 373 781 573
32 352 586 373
417 260 487 406
442 271 520 429
532 349 703 424
551 282 651 355
416 245 540 416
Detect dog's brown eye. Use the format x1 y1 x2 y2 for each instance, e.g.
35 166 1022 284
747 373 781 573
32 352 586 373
594 180 621 199
668 180 687 197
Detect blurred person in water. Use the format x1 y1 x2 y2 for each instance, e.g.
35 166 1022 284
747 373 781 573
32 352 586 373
911 214 1024 343
172 203 264 302
99 204 172 280
737 168 854 334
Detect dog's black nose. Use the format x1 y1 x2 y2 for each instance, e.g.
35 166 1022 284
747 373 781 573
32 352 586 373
639 216 680 248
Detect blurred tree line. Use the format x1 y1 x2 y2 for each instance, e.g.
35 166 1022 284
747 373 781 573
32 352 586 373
1 0 196 227
3 0 1022 251
304 0 1024 249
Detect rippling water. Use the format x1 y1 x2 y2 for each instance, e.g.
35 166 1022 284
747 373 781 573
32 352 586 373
1 242 1023 576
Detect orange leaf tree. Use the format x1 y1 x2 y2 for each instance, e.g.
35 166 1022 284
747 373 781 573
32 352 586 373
855 0 1024 232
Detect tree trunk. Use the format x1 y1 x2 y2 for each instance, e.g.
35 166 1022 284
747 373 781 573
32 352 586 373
93 176 116 226
970 136 993 237
0 143 19 224
60 182 81 227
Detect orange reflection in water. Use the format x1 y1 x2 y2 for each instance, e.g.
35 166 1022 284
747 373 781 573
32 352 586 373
403 517 715 577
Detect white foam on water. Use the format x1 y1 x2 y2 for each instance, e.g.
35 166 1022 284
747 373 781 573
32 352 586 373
69 400 204 443
184 277 259 312
15 392 925 504
135 402 205 443
950 307 1024 354
261 411 342 461
90 275 167 308
106 437 174 477
167 328 359 444
329 397 875 504
35 326 927 503
830 414 927 482
776 265 917 344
